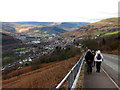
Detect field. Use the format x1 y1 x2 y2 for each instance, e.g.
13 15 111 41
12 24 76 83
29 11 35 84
14 48 26 51
2 54 81 88
2 56 11 60
104 31 120 36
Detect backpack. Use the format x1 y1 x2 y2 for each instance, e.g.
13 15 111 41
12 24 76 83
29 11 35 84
96 54 101 60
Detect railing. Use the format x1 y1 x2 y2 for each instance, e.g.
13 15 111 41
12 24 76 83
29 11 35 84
55 53 86 89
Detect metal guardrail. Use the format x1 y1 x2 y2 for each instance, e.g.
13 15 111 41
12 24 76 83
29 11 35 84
56 53 86 89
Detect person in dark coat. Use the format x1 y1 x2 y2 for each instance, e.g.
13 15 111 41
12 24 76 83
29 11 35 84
85 49 94 74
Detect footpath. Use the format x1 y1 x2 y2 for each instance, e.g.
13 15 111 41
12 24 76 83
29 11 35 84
83 65 119 90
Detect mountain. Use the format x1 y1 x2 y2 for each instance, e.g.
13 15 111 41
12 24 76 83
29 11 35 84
61 18 119 38
1 22 90 34
2 22 67 34
29 26 67 34
56 22 90 31
16 22 54 26
57 22 90 28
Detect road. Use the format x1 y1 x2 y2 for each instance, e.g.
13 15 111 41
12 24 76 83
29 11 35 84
102 53 119 72
83 53 119 89
102 53 119 87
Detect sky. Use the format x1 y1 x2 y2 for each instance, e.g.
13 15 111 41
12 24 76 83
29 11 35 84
0 0 119 23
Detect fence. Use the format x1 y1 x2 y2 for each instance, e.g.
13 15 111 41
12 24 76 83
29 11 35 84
56 53 86 89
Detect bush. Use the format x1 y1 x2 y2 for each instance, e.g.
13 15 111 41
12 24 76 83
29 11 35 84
81 33 120 52
32 46 81 65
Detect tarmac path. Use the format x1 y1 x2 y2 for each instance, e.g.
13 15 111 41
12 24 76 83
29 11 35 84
83 53 119 89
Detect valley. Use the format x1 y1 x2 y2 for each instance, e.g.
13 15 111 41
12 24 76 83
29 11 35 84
1 17 120 88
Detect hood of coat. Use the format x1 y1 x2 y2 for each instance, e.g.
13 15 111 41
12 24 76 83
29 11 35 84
94 50 103 62
96 50 101 54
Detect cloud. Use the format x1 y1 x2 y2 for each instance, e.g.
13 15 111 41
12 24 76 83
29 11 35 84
0 0 119 22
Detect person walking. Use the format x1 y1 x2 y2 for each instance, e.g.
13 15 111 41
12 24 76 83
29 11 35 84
94 50 103 73
85 49 94 74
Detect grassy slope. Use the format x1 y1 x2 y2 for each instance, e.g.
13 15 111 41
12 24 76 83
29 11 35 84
104 31 120 36
3 54 81 88
61 17 119 38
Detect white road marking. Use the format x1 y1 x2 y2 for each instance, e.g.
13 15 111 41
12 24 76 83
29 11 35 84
102 67 120 90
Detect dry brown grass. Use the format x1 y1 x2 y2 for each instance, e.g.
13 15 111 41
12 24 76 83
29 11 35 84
102 50 119 55
2 54 81 88
3 61 60 79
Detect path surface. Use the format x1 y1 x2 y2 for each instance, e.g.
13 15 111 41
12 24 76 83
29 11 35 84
83 53 119 89
102 53 118 72
83 66 118 89
102 53 119 87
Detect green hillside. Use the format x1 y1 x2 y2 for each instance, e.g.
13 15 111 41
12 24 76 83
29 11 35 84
89 18 118 26
62 17 119 38
79 17 119 36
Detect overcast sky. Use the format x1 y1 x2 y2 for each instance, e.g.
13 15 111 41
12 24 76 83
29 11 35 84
0 0 119 22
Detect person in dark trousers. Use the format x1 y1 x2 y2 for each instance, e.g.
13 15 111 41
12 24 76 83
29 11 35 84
85 49 94 74
94 50 103 72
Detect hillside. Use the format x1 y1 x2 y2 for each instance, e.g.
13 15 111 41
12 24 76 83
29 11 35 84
56 22 90 31
2 55 81 88
2 33 22 65
2 22 67 35
81 32 120 55
2 33 21 45
2 22 16 33
15 24 44 33
2 22 90 34
16 22 54 25
29 26 67 35
61 17 119 38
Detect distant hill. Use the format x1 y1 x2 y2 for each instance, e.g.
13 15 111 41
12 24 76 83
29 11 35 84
56 22 90 31
2 22 16 33
2 22 67 34
2 22 90 34
29 26 67 34
16 22 54 26
62 18 119 38
57 22 90 28
15 22 90 31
